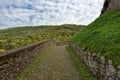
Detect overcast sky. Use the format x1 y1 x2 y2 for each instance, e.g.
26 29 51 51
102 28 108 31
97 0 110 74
0 0 105 29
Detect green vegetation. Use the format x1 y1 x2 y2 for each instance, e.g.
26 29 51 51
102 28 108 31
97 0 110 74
66 46 98 80
0 24 83 51
71 10 120 66
15 46 52 80
0 49 5 53
108 0 111 2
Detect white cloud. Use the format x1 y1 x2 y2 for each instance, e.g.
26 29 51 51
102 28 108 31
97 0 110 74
0 0 105 29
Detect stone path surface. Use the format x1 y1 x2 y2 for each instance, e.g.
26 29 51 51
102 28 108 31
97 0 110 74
23 45 81 80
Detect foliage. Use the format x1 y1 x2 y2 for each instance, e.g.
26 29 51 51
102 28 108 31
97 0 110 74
71 10 120 66
0 24 83 51
66 46 98 80
0 49 5 53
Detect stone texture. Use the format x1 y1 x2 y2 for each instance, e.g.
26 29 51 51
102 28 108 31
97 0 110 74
116 66 120 80
107 0 120 11
106 60 116 80
69 42 119 80
102 0 120 13
100 56 105 64
0 40 56 80
108 60 113 65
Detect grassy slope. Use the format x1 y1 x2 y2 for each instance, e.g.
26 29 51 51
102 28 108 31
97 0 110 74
72 10 120 66
67 46 98 80
0 25 83 51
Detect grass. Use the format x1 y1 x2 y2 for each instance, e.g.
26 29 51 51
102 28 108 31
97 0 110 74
71 10 120 66
0 49 5 53
66 46 98 80
14 46 53 80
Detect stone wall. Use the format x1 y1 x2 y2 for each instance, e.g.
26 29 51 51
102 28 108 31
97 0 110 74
69 42 120 80
0 40 56 80
56 41 69 46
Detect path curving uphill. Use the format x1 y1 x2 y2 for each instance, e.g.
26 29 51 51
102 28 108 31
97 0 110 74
20 45 81 80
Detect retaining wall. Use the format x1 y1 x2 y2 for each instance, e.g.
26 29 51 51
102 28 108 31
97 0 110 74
0 40 56 80
56 41 69 46
69 42 120 80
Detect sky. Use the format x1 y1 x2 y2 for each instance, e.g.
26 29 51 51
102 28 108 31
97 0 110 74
0 0 105 29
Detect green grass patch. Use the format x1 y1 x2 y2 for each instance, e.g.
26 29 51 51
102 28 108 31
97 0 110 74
15 46 53 80
0 49 6 52
71 10 120 66
66 46 98 80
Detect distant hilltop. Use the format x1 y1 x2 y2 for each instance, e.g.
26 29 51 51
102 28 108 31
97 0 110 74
102 0 120 13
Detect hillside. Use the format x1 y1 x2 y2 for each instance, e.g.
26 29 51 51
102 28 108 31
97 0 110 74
71 10 120 66
0 24 84 51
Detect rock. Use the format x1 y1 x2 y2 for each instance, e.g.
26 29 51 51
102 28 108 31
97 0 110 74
100 56 105 64
102 0 120 13
108 60 113 65
116 66 120 79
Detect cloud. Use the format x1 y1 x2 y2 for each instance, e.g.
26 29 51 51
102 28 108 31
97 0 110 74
0 0 105 29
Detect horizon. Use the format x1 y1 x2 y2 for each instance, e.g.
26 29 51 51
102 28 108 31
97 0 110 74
0 24 85 30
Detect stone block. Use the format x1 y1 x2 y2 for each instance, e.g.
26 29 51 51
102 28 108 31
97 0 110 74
106 60 116 80
0 40 53 80
108 60 113 65
116 66 120 80
100 56 105 64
